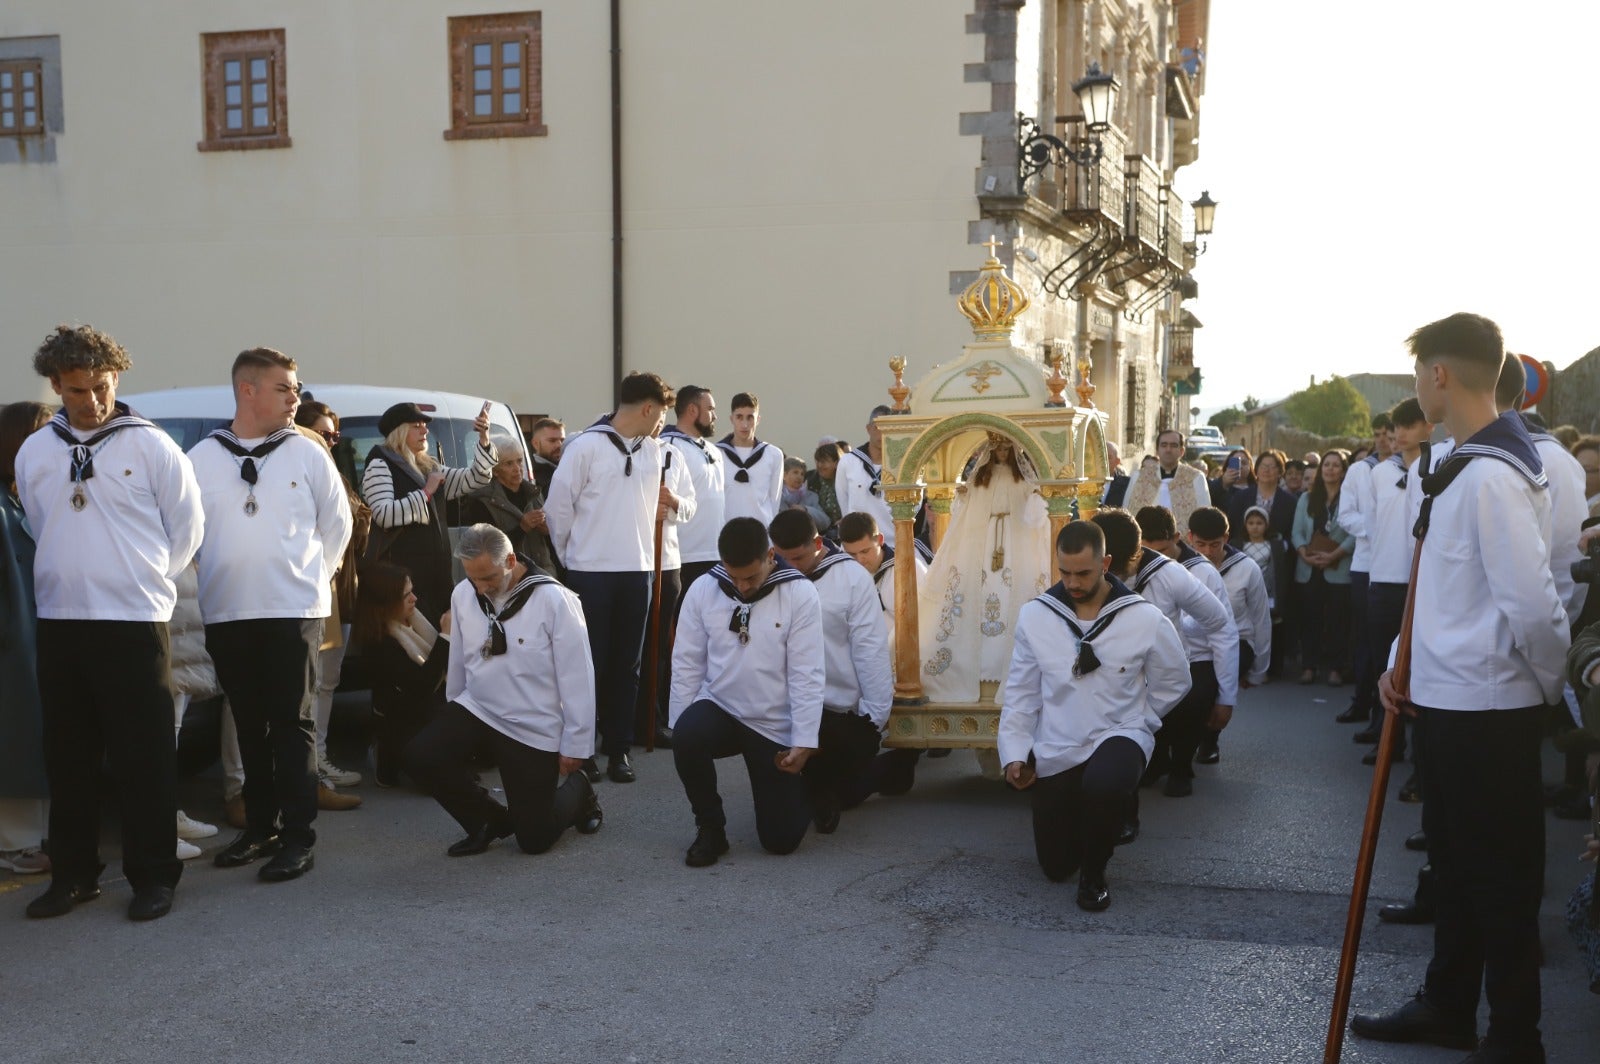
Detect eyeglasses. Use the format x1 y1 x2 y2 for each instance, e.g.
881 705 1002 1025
320 429 341 445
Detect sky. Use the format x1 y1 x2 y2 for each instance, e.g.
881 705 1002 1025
1171 0 1600 423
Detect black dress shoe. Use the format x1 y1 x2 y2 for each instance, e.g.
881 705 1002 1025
1163 775 1193 797
607 754 636 784
1352 726 1381 744
814 806 842 835
685 825 730 867
1076 871 1111 912
258 842 315 882
1194 739 1220 765
1349 993 1477 1049
1397 774 1421 803
1405 830 1428 852
214 831 282 868
652 727 673 749
1335 705 1368 723
1116 819 1139 846
1377 900 1434 925
579 757 603 784
128 885 174 922
575 784 604 835
447 820 513 856
25 881 101 919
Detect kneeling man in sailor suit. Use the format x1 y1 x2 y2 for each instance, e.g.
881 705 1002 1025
999 520 1191 911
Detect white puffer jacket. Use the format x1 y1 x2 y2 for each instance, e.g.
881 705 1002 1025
169 563 219 699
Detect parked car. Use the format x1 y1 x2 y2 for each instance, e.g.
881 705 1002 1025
1185 424 1232 461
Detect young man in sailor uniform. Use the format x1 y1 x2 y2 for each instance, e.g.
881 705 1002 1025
1127 506 1239 797
1353 314 1570 1063
18 325 205 922
999 519 1191 912
402 525 603 857
715 392 783 526
544 372 683 785
188 349 352 884
1187 508 1271 747
660 385 725 594
669 517 824 867
1336 421 1383 731
768 510 892 834
836 405 905 549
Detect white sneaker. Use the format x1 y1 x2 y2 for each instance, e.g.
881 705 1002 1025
176 838 202 860
176 810 218 840
318 756 363 788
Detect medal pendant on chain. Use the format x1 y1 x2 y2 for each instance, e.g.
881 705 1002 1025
70 485 87 512
481 640 494 660
243 493 258 517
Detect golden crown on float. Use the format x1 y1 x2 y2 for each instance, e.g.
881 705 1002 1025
956 236 1031 342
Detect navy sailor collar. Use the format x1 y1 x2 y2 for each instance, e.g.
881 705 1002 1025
1446 410 1546 490
662 426 718 464
710 556 805 605
802 540 854 582
1035 575 1142 677
1133 546 1172 592
1519 412 1558 448
872 543 895 584
1217 543 1250 575
716 436 770 484
1177 540 1207 569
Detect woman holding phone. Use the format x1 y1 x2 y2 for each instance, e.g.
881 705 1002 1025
362 400 497 623
1209 447 1253 507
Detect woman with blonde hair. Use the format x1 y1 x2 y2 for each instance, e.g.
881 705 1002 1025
361 401 495 623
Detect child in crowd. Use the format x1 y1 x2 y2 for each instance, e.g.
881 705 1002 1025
1239 505 1284 662
781 457 833 536
808 443 843 535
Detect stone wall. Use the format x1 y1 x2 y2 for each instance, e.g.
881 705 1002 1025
1545 348 1600 434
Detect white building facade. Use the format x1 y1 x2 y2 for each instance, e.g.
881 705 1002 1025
0 1 1209 455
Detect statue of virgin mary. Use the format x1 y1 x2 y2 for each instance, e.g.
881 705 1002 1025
918 432 1052 703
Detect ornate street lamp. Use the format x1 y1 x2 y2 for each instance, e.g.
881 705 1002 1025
1072 63 1120 134
1017 63 1125 182
1191 190 1217 237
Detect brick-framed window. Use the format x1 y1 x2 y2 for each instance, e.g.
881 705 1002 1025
198 29 290 152
0 60 44 135
444 12 546 141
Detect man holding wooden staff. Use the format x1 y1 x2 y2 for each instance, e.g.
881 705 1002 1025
1351 314 1569 1063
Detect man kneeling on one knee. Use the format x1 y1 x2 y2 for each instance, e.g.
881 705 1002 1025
403 524 602 857
669 517 825 867
999 520 1191 912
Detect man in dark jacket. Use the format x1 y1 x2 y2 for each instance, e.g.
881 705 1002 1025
462 435 558 575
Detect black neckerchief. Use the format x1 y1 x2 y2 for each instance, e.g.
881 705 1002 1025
1416 414 1544 539
474 555 559 658
1217 543 1250 576
710 557 805 644
583 424 644 477
1035 575 1140 678
48 403 156 495
716 436 769 484
802 541 853 583
207 426 297 486
1387 452 1410 490
849 448 883 498
1133 546 1171 593
662 426 718 465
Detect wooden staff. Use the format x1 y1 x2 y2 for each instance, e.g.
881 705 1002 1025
641 465 669 753
1323 533 1427 1062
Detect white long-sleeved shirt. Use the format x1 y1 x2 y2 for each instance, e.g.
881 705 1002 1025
998 586 1192 776
16 416 204 622
1338 455 1378 573
1177 548 1242 704
669 567 824 749
1366 453 1417 585
806 552 894 728
189 431 352 622
1398 447 1569 710
657 445 699 571
836 447 901 548
1134 549 1239 705
1217 548 1271 686
446 575 596 758
1534 435 1588 626
662 428 725 566
544 426 664 572
871 545 928 674
716 438 784 527
362 440 495 528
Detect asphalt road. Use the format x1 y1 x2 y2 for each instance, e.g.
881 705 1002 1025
2 681 1597 1063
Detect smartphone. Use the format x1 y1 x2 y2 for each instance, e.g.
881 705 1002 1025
1226 455 1242 473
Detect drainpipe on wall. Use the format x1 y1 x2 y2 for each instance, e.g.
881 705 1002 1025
610 0 624 405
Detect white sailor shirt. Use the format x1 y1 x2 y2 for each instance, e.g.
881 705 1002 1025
1177 545 1242 704
1366 454 1417 585
189 430 352 622
1217 547 1272 686
545 425 666 572
999 581 1192 776
805 549 894 729
837 448 901 548
446 575 596 758
669 563 824 749
16 412 204 622
872 546 929 673
1533 433 1588 626
1134 548 1240 705
1338 455 1379 573
716 437 784 527
657 445 699 571
662 428 725 566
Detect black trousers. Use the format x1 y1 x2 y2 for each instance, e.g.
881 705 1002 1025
1299 573 1351 674
1148 660 1218 783
1347 570 1373 711
671 699 810 854
1365 581 1408 731
207 618 321 847
37 619 180 891
636 567 683 738
1419 704 1545 1050
804 710 881 816
1032 737 1146 881
403 702 593 855
565 570 650 757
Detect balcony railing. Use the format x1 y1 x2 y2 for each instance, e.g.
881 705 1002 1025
1063 119 1126 227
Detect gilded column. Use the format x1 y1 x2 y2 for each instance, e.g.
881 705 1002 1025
1039 484 1076 549
885 487 925 704
923 486 954 553
1075 478 1104 521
